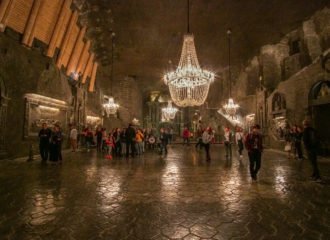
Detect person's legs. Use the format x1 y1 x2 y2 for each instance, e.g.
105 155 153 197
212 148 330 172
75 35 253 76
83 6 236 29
308 151 320 179
254 151 262 177
39 144 45 161
248 152 256 179
229 143 232 159
205 143 210 161
126 142 130 158
225 142 229 157
131 142 136 157
296 142 303 159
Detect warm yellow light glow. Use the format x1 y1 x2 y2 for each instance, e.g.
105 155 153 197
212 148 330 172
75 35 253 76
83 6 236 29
38 105 60 112
164 34 214 107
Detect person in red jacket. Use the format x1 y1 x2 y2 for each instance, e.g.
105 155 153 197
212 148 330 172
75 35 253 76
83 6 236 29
245 124 263 181
182 127 190 146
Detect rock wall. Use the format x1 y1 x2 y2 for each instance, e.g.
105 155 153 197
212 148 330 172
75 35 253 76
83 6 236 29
0 33 72 158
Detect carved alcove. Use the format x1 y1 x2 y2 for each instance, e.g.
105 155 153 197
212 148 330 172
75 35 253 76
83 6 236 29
271 92 287 140
24 94 71 138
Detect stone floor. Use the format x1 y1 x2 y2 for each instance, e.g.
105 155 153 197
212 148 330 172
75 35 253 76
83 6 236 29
0 145 329 240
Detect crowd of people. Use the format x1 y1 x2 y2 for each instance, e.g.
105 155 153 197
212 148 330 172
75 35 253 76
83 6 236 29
38 119 322 182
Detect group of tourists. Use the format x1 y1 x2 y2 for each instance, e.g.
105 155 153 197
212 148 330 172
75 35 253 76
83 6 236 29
39 119 322 182
189 120 321 182
38 123 63 163
67 124 173 158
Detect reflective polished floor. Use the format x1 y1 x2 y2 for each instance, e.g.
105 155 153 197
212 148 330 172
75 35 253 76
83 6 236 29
0 145 329 240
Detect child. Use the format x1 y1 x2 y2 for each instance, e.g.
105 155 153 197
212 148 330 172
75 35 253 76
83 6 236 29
105 132 115 159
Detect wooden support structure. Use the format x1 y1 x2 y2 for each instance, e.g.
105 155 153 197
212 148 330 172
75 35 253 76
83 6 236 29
56 10 78 68
46 0 70 57
76 40 91 74
82 53 94 84
22 0 42 47
66 25 86 76
0 0 14 32
89 62 98 92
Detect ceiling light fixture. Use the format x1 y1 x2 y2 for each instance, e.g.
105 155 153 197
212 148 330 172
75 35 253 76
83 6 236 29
162 101 178 121
164 0 214 107
103 32 119 116
219 29 239 119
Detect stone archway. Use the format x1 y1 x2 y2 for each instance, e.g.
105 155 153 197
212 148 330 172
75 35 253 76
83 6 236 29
309 80 330 154
0 76 10 158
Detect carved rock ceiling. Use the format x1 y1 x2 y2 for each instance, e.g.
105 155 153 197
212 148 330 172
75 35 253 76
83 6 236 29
76 0 330 94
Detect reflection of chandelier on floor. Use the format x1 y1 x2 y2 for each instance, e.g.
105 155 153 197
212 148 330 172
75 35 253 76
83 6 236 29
221 29 239 119
163 0 214 107
103 33 119 117
162 101 178 121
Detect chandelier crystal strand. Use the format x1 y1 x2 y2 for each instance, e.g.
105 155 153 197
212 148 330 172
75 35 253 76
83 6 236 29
164 0 214 107
162 101 178 120
103 33 119 116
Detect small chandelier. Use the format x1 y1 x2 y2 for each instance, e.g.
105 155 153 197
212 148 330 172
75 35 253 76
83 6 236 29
103 97 119 117
163 0 214 107
103 32 119 116
223 98 239 117
219 29 239 119
162 101 178 120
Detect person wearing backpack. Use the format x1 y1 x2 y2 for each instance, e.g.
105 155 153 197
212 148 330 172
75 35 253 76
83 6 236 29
303 120 321 182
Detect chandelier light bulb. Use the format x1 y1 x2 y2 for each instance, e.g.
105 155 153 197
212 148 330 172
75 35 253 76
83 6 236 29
164 34 214 107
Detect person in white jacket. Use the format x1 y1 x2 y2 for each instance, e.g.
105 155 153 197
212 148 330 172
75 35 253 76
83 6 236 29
202 127 214 162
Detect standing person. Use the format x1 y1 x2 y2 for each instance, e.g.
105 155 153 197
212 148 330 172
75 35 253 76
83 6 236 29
202 127 213 162
125 124 136 158
224 127 233 159
105 132 115 159
245 125 263 181
303 120 321 182
69 124 78 152
159 128 169 155
86 127 93 152
292 125 303 160
95 126 103 152
38 123 52 162
102 128 107 152
135 129 144 155
182 127 190 146
49 124 63 163
168 128 174 144
120 128 126 157
195 126 204 150
284 124 293 159
114 128 122 156
235 127 244 159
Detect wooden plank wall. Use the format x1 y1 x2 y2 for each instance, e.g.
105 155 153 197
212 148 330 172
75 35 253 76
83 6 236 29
0 0 98 92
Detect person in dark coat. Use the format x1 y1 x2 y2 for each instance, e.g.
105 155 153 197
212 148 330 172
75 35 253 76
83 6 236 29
38 123 52 162
159 128 169 155
245 124 263 181
49 124 63 163
303 120 321 182
125 124 136 158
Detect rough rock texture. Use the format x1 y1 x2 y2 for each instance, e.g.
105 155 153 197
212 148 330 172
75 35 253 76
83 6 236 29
0 33 72 158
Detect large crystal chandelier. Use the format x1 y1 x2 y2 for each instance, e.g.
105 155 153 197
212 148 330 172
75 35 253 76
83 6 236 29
103 97 119 117
163 0 214 107
220 29 239 119
162 101 178 120
103 33 119 116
